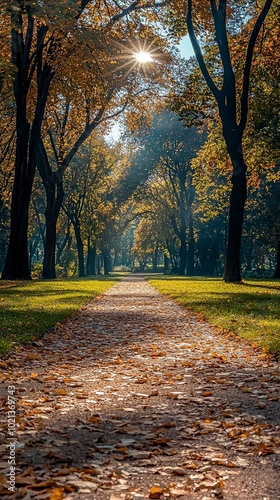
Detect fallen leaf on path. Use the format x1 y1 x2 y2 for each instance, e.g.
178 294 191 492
149 485 164 498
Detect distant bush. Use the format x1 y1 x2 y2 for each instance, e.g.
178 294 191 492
113 266 131 272
31 263 43 278
242 269 274 278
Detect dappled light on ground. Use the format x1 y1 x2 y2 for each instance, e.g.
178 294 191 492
0 277 279 499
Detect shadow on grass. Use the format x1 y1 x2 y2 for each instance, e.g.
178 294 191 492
147 277 280 357
0 275 119 290
0 277 119 355
148 275 280 291
161 287 278 320
242 280 280 292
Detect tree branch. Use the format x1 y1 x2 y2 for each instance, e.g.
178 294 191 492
110 1 167 23
239 0 273 133
48 130 59 164
187 0 220 101
210 0 236 122
36 138 53 185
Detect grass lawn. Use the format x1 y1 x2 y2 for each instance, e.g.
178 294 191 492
0 276 117 356
147 276 280 359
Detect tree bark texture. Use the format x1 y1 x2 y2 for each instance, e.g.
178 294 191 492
72 219 85 277
42 180 64 279
187 224 195 276
274 235 280 278
1 108 32 279
152 245 159 273
86 240 96 276
223 132 247 282
178 231 187 276
103 246 111 275
187 0 272 282
2 18 53 280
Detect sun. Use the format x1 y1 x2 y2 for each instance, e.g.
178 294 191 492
106 39 162 80
133 51 153 64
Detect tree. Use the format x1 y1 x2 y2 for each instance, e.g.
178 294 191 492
186 0 273 281
0 0 171 280
130 111 204 274
62 140 119 277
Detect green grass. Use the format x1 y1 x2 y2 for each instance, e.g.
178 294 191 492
0 276 117 356
147 276 280 358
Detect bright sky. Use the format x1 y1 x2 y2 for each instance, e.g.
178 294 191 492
107 35 194 142
178 34 195 59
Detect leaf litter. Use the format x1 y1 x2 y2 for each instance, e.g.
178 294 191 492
0 276 279 499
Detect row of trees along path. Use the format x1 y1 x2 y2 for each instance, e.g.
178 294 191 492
0 276 279 499
1 0 277 283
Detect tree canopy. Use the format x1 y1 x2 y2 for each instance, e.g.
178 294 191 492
0 0 279 280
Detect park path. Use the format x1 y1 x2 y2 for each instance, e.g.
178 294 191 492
0 275 280 500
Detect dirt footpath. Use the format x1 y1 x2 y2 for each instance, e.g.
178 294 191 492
0 275 279 500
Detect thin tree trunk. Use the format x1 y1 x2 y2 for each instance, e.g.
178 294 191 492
274 235 280 278
178 230 187 276
42 179 64 279
187 223 195 276
223 134 247 283
169 237 179 274
164 254 170 274
152 244 159 273
72 219 85 277
43 212 57 279
103 246 111 275
86 239 96 276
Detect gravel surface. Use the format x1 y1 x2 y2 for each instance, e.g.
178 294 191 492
0 275 279 500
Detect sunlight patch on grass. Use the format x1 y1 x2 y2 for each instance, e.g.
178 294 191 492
0 276 117 356
147 277 280 358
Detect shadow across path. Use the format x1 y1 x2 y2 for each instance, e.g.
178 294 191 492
0 276 279 499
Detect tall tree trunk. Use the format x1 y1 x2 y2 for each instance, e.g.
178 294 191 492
86 239 96 276
72 219 85 277
187 223 195 276
2 19 52 280
103 246 111 275
168 237 179 274
1 111 32 280
178 230 187 276
187 0 272 281
223 134 247 283
164 254 170 274
42 179 64 279
274 234 280 278
43 213 57 279
97 258 101 275
152 244 159 273
1 12 33 280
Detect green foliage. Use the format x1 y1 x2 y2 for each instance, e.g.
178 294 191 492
148 276 280 357
0 276 116 355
